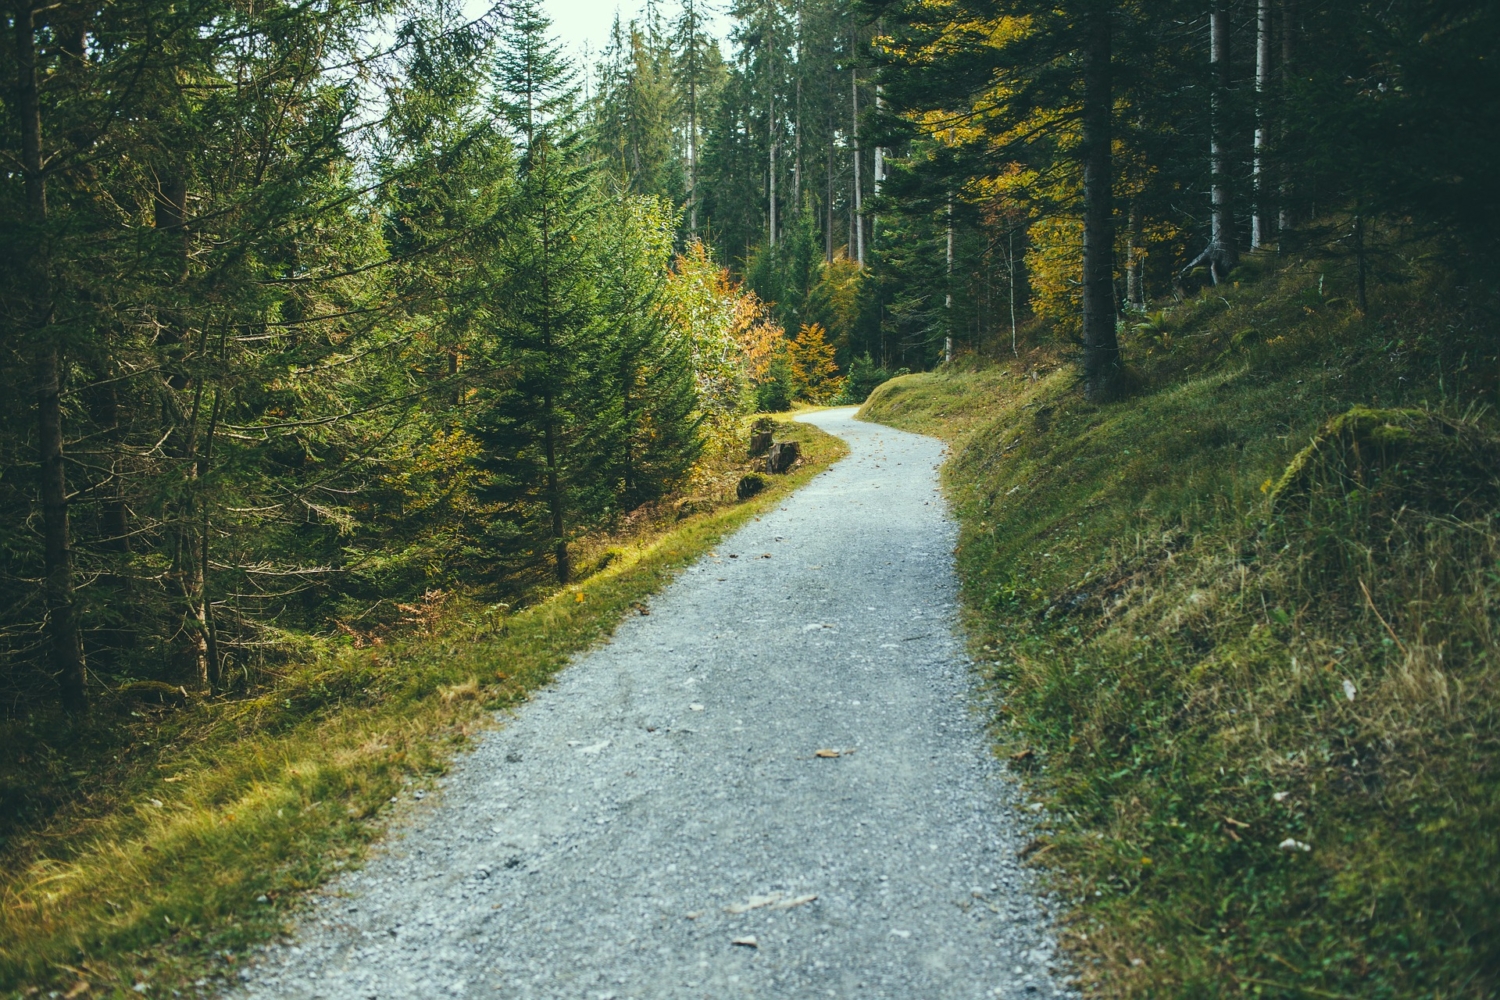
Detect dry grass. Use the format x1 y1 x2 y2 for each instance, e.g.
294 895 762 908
862 258 1500 999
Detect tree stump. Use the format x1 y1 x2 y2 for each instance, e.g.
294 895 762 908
748 430 773 457
765 440 800 474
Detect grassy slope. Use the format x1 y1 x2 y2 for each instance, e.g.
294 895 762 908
862 259 1498 1000
0 419 846 1000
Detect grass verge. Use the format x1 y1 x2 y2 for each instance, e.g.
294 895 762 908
0 418 846 1000
861 258 1498 999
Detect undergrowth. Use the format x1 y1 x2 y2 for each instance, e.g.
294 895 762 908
0 418 846 1000
862 256 1499 999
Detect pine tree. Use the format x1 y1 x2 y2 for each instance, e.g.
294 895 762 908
596 196 703 508
474 0 601 585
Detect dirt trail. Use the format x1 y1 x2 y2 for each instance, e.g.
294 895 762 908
232 407 1071 999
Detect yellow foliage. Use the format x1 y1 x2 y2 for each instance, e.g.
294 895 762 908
1026 216 1084 333
789 324 844 403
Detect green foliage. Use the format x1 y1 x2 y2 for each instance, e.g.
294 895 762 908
833 352 902 404
753 349 797 412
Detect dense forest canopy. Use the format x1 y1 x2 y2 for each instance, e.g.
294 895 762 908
2 0 1496 711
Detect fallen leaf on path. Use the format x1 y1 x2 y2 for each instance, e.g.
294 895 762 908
576 740 610 754
731 936 758 948
814 749 840 758
725 893 782 914
690 703 705 712
63 981 89 998
685 911 702 920
772 894 817 910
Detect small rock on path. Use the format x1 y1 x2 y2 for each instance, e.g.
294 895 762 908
232 407 1073 1000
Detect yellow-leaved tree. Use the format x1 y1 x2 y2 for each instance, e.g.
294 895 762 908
789 323 843 403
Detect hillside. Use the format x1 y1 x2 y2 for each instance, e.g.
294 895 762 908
861 259 1499 999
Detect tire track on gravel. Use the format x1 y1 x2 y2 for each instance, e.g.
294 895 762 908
232 406 1073 1000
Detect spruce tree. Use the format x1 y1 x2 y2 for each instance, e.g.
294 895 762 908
474 0 603 585
596 196 703 509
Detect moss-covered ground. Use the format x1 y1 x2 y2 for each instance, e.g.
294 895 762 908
861 257 1499 1000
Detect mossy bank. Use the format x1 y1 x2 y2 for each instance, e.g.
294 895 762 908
861 260 1499 1000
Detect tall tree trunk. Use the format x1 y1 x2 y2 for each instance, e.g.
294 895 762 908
1209 0 1238 275
1008 229 1018 356
539 192 570 584
687 79 698 233
768 91 777 246
17 0 86 709
1080 2 1122 401
1127 200 1146 310
851 67 863 266
1278 0 1294 235
826 143 836 260
1252 0 1273 249
544 388 568 583
793 72 802 210
198 387 222 690
873 73 885 244
944 191 954 363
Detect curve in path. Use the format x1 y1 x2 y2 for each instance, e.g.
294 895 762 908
235 408 1071 1000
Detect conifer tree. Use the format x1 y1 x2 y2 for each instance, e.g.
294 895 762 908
596 196 703 508
474 0 601 584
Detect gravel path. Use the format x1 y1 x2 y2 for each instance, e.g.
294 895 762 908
234 408 1071 1000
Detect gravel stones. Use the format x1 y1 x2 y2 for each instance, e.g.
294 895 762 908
227 407 1074 1000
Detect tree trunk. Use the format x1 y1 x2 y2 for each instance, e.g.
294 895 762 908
851 66 863 266
1278 0 1295 235
1008 229 1018 357
768 91 777 246
826 145 834 260
1209 0 1238 275
199 387 223 689
873 72 885 244
544 391 569 584
17 1 86 709
1127 200 1146 310
793 72 802 210
944 192 954 363
685 0 699 234
1080 2 1122 401
1252 0 1273 249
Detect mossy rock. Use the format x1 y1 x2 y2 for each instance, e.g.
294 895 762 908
1271 406 1500 517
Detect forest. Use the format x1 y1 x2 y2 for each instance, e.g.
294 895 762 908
3 0 1498 994
3 0 1494 712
